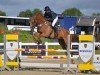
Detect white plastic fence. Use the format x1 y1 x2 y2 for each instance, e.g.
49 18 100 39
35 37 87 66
0 42 60 56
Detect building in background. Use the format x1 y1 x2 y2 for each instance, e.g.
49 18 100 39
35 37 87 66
0 16 30 31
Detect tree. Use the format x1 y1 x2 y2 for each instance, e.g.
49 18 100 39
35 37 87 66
92 13 100 16
32 8 42 15
0 10 6 16
18 8 42 17
18 9 32 17
62 8 83 16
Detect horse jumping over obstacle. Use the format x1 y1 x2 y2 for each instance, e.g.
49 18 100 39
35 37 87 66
29 13 70 50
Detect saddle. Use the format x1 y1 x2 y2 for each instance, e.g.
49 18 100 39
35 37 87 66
47 24 60 38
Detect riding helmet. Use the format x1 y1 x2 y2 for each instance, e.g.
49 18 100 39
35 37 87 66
44 6 51 11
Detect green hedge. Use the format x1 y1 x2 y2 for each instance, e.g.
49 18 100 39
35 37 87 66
18 30 54 43
0 34 3 42
0 24 8 30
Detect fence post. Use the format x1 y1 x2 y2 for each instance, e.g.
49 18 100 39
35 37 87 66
67 35 71 71
45 42 48 56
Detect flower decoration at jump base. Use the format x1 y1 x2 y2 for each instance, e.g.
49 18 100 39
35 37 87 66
0 29 5 34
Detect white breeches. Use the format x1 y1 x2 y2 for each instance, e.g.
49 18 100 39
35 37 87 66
52 16 58 27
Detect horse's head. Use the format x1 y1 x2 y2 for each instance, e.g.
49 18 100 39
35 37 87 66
29 13 46 33
29 14 37 33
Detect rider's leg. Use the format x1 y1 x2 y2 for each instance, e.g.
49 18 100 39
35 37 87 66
52 16 58 27
57 24 60 30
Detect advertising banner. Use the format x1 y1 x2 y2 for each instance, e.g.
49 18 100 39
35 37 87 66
79 42 93 62
93 55 100 71
6 42 18 60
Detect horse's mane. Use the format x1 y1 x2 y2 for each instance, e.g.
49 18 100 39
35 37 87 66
30 12 51 25
33 12 43 18
33 12 46 23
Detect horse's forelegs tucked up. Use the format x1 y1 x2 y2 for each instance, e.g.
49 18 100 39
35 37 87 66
33 32 47 38
39 32 54 38
33 32 40 37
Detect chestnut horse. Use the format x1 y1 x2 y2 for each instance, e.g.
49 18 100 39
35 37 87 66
30 13 70 50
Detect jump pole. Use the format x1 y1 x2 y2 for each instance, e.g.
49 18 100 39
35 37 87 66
1 35 11 70
62 35 77 74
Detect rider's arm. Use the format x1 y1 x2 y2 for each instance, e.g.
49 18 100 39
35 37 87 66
51 11 57 19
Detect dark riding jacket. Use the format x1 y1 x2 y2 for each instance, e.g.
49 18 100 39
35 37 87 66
44 11 57 22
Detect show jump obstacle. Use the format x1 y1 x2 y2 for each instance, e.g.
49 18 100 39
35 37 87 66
0 34 19 71
78 35 94 71
0 34 100 73
78 35 100 72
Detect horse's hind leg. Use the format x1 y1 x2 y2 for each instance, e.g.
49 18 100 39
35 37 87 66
58 38 68 55
58 39 67 50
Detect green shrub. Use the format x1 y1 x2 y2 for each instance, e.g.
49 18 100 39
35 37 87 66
0 34 3 42
0 24 8 30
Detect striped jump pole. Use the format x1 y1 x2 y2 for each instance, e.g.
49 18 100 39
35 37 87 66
15 49 78 52
21 55 67 59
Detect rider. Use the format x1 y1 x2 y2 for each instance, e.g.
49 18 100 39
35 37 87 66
44 6 60 30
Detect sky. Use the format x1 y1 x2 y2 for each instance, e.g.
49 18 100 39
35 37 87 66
0 0 100 16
